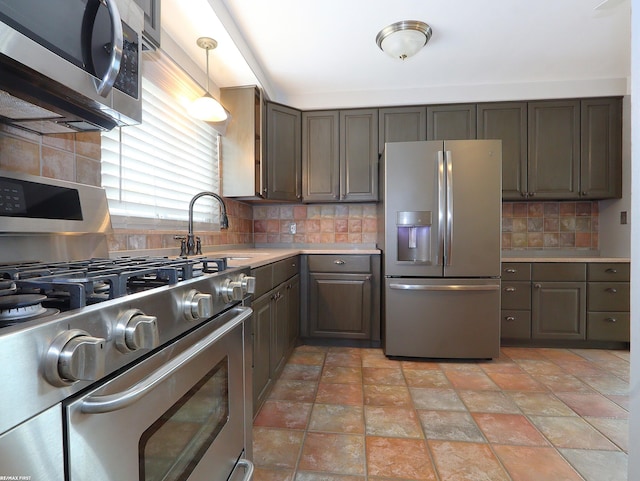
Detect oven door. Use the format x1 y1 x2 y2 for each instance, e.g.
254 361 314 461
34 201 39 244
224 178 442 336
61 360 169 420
65 306 253 481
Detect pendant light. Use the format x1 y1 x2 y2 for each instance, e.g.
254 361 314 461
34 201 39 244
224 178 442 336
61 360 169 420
188 37 228 122
376 20 432 60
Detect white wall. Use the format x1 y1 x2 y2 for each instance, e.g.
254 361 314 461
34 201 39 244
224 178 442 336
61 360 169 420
599 96 632 258
628 2 639 479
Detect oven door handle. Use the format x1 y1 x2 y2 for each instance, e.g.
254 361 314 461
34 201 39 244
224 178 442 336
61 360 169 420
80 306 253 414
231 459 254 481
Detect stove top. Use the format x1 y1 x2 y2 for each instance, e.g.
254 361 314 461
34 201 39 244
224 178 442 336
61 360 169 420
0 256 229 325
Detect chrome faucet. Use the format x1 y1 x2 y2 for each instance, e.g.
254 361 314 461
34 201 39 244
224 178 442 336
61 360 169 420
180 191 229 256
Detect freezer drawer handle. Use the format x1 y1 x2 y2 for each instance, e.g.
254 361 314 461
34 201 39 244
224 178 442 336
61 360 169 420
80 307 253 414
389 283 499 292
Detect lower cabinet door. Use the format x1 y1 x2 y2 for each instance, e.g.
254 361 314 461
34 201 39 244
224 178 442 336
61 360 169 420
252 293 272 414
587 312 630 342
287 275 300 349
309 272 371 339
532 281 586 340
501 310 531 339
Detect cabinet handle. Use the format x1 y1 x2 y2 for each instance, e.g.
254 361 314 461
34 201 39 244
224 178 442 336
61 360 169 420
606 288 618 294
504 287 516 293
505 316 516 322
334 259 345 265
605 317 617 323
529 192 535 197
534 283 542 289
504 268 517 274
605 268 618 274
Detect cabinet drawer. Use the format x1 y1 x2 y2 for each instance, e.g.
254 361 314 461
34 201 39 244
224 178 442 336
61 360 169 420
501 263 531 281
308 254 371 273
501 281 531 310
251 264 273 299
587 312 630 342
588 263 630 282
273 256 299 286
532 263 586 281
587 282 630 311
501 310 531 339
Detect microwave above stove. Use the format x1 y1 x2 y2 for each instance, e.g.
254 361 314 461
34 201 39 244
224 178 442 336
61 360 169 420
0 0 143 135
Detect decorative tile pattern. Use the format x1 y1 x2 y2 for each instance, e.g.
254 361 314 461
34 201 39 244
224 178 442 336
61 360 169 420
253 203 377 245
502 200 599 250
253 345 629 481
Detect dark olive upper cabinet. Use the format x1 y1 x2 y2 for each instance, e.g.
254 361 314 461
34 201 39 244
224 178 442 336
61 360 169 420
302 109 378 202
134 0 161 48
302 110 340 202
340 109 378 201
527 100 581 199
531 263 587 340
378 106 427 153
426 104 477 140
266 102 302 201
477 102 528 200
580 98 622 199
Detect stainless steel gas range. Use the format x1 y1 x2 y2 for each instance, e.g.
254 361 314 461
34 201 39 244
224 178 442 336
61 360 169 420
0 171 255 481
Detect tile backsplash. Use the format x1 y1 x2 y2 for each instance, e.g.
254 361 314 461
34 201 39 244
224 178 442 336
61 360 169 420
0 126 253 253
501 201 599 250
0 124 102 186
253 204 378 245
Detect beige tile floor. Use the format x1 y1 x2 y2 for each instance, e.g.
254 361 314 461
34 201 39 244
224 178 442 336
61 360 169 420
252 345 629 481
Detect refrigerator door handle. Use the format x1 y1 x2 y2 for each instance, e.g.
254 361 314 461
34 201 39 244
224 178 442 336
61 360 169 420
389 283 500 291
437 150 446 266
445 150 453 266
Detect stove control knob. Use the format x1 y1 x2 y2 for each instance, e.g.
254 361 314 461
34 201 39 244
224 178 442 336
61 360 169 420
242 275 257 295
115 309 160 353
220 274 256 303
45 329 106 386
183 289 213 321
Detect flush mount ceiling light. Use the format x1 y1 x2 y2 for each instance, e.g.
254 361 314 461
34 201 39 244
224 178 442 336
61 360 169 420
376 20 432 60
188 37 228 122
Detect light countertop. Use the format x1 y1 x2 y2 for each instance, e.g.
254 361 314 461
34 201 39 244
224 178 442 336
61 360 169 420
202 246 381 269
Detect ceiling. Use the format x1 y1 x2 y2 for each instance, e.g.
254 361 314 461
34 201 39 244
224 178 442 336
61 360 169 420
161 0 631 111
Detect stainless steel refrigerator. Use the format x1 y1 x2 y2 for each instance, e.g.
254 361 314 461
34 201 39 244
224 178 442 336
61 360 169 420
379 140 502 359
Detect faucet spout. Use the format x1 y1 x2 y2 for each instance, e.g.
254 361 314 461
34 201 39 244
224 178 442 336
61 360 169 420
186 191 229 256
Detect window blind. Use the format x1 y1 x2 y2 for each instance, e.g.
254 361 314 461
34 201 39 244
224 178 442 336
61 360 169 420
101 51 221 230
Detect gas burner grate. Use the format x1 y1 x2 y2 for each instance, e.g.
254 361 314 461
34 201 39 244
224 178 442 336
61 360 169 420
0 256 228 312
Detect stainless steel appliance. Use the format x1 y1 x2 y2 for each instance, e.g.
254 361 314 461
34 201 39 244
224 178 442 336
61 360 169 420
0 0 142 135
379 140 502 359
0 171 255 481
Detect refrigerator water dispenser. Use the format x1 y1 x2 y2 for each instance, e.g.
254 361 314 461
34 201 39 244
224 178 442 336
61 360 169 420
396 211 431 263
